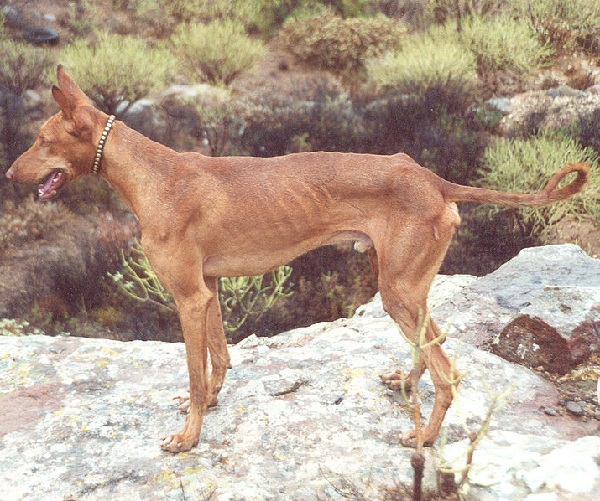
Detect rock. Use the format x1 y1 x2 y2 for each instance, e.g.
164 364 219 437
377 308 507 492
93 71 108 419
354 274 476 319
441 433 600 500
360 244 600 376
546 85 588 98
1 5 21 27
485 97 512 114
566 401 585 417
1 302 599 500
500 90 600 135
493 285 600 373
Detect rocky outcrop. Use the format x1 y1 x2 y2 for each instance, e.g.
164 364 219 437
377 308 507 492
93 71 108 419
1 245 599 500
357 244 600 374
499 87 600 135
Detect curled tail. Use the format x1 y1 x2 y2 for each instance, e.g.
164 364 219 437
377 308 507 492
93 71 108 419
441 163 589 207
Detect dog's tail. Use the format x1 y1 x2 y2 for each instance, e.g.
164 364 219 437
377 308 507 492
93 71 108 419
441 163 589 207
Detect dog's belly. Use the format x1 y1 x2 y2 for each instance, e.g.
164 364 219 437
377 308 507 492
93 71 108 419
202 230 372 278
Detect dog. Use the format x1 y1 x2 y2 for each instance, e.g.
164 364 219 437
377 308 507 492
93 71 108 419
6 66 589 452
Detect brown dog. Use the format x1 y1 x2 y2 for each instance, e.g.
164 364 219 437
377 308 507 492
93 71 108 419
6 66 589 452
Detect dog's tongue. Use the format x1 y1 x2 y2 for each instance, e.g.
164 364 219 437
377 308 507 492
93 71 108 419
38 170 63 200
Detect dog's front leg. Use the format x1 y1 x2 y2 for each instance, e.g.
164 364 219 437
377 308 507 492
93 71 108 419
161 285 213 453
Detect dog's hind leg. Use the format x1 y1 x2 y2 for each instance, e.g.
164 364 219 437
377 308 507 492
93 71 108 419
205 276 231 407
377 209 460 447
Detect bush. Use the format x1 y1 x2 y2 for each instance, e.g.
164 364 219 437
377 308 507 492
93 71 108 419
367 24 477 95
110 0 264 37
479 132 599 234
462 15 553 93
513 0 600 54
61 33 173 116
108 240 294 341
423 0 508 31
0 40 55 95
279 11 404 74
0 197 74 252
169 20 266 86
240 75 364 156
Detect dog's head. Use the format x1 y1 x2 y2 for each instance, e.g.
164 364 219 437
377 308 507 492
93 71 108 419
6 65 107 200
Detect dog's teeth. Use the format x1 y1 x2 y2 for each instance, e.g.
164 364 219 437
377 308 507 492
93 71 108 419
51 190 57 196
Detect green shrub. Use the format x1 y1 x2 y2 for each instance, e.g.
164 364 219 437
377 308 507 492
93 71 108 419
118 0 264 36
462 15 552 93
108 240 294 340
367 24 477 94
423 0 508 31
169 20 266 86
253 0 372 34
513 0 600 54
0 40 54 95
279 11 404 73
186 86 246 157
479 132 599 233
61 33 173 116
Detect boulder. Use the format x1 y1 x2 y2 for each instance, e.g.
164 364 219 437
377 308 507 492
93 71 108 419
1 292 598 499
500 89 600 135
358 245 600 374
494 285 600 373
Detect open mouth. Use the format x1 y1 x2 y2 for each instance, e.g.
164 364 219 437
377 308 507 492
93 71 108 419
38 169 66 201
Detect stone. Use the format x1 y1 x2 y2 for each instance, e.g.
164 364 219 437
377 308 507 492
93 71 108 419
565 401 585 417
1 245 599 499
493 285 600 373
1 306 598 499
500 90 600 134
485 97 512 114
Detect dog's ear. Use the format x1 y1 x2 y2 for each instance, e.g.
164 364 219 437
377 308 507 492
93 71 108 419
55 65 91 112
52 85 74 120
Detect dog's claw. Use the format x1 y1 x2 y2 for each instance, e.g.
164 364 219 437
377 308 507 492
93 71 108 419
381 369 412 392
173 392 191 414
161 433 197 453
173 391 217 414
400 429 435 448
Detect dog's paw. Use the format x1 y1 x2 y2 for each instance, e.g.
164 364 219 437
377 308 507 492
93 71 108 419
173 392 191 414
380 369 411 392
160 433 197 453
400 429 434 448
173 391 217 413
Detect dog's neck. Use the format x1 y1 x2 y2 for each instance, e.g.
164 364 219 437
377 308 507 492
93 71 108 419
98 119 184 225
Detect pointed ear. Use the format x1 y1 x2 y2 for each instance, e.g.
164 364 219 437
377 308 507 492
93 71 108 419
56 64 91 110
52 85 74 120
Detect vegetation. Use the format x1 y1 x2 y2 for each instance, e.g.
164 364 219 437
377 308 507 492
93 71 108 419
513 0 600 54
0 39 55 164
0 40 55 95
367 24 477 95
188 86 245 157
0 197 74 251
0 0 597 346
463 16 552 91
109 240 294 340
279 11 404 74
479 133 599 234
169 20 267 86
60 32 173 116
462 14 553 93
